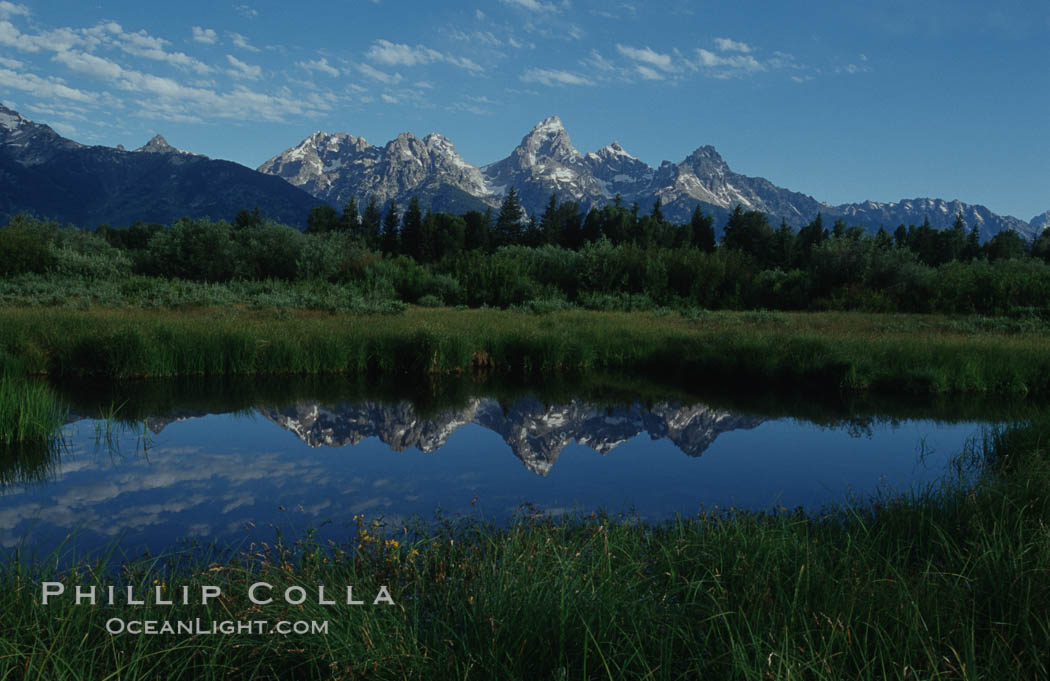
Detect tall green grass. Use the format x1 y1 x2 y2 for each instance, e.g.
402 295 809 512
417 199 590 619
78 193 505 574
2 416 1049 679
0 350 65 486
2 307 1050 396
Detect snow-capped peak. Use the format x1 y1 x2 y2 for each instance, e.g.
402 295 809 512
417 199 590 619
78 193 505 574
530 115 565 136
588 141 638 161
0 105 28 133
515 114 579 166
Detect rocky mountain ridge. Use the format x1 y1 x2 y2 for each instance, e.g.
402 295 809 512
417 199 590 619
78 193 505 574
260 115 1043 241
258 397 763 476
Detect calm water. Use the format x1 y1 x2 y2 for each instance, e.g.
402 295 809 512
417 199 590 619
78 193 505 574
0 378 994 558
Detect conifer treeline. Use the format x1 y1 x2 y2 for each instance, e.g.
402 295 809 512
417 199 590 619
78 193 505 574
3 189 1050 316
302 189 1045 269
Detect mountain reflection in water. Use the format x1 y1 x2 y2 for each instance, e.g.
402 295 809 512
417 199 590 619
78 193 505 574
0 381 992 559
255 398 763 475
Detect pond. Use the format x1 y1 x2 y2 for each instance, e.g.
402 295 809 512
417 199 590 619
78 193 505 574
0 375 1009 559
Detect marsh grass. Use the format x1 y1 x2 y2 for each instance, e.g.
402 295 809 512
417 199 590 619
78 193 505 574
1 416 1049 680
2 307 1050 397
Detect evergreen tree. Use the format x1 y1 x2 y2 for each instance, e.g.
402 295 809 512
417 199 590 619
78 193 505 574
893 224 908 249
361 195 382 249
381 200 400 254
963 224 981 261
306 204 341 234
771 219 796 269
579 209 601 248
983 229 1026 261
721 205 773 267
522 215 542 248
421 212 466 262
938 212 967 263
650 197 664 225
874 227 894 251
400 196 424 260
234 206 262 230
556 201 584 248
689 205 715 252
495 187 523 247
1032 227 1050 263
463 209 492 252
539 194 561 246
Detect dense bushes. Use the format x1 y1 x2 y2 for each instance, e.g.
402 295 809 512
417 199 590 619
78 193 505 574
3 213 1050 317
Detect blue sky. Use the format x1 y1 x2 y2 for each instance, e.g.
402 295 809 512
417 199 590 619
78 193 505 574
1 0 1047 220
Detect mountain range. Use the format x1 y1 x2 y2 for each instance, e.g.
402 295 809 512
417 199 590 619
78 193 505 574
1 103 1044 241
261 115 1046 241
259 397 763 476
0 104 321 228
64 398 763 476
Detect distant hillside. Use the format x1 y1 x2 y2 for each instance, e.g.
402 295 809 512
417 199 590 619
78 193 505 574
0 105 322 228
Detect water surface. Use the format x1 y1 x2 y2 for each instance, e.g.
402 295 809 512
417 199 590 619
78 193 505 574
0 377 1000 558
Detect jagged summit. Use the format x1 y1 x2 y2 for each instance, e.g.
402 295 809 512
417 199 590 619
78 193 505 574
1031 210 1050 235
133 134 199 156
258 123 488 209
0 104 29 133
255 398 764 476
514 114 579 165
532 115 565 133
588 141 637 161
135 134 175 153
256 114 1044 241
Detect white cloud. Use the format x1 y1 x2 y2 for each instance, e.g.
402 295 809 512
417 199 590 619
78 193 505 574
381 93 398 103
367 39 434 66
115 28 213 74
191 26 218 44
298 56 340 77
694 48 764 75
635 65 663 80
0 66 96 102
0 2 28 19
0 19 40 51
366 39 482 72
227 31 260 52
448 28 501 46
581 48 614 72
0 54 21 68
447 55 483 72
837 62 872 74
714 37 752 53
234 4 258 19
356 62 402 84
226 54 261 79
520 67 592 86
52 50 125 80
616 44 674 71
501 0 560 11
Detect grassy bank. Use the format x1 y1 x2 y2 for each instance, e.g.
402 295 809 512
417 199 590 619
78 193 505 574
0 351 65 485
2 307 1050 396
2 416 1048 680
